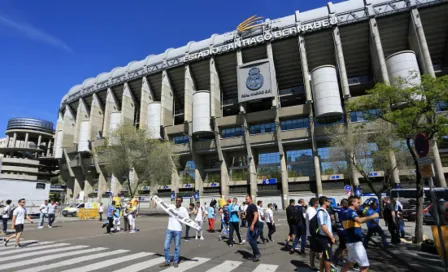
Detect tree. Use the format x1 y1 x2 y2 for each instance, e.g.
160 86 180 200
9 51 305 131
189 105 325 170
348 74 448 243
95 124 179 199
325 121 414 211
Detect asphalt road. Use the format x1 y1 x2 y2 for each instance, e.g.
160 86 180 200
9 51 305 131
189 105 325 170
0 216 412 272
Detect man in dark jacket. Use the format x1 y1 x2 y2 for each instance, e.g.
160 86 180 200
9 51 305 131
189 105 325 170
290 198 307 254
383 197 400 244
285 199 299 249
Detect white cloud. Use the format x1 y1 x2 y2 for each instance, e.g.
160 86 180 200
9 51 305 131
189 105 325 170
0 15 73 52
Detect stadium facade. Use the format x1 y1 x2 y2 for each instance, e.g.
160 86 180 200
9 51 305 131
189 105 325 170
56 0 448 206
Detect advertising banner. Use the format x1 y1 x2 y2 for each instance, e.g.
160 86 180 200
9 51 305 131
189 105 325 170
152 195 201 231
237 60 274 103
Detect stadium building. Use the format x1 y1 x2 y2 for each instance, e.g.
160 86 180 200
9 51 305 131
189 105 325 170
56 0 448 206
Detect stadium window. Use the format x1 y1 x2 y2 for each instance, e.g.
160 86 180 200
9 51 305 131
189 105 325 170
249 122 276 135
350 109 379 122
172 135 189 144
280 118 310 130
221 127 244 138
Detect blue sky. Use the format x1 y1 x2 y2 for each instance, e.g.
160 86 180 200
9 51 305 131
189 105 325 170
0 0 343 132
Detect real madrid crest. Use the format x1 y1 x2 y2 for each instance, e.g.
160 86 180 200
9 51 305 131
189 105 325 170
246 67 264 91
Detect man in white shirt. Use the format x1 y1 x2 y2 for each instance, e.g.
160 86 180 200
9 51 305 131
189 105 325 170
306 197 319 270
47 200 57 228
2 200 12 234
265 203 276 242
257 201 268 244
194 201 205 240
38 200 49 229
240 202 248 228
160 196 188 268
4 198 34 247
98 203 104 221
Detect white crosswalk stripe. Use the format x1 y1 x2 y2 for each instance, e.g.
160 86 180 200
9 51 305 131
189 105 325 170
205 260 243 272
0 240 46 251
0 240 283 272
62 252 152 272
161 257 210 272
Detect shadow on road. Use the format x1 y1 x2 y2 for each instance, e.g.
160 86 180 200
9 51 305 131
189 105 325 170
236 250 253 260
291 260 311 271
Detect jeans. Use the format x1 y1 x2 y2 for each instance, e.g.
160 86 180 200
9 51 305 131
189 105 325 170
48 214 55 226
220 222 228 238
99 212 103 221
2 218 7 233
106 217 114 233
164 230 182 264
185 225 190 239
247 227 260 256
39 213 46 227
258 221 267 242
266 222 276 241
363 225 388 248
241 218 247 228
124 216 130 231
387 221 401 244
292 224 306 251
229 222 243 245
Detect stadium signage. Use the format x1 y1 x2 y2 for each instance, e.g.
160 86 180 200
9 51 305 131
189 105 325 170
186 17 338 62
237 61 273 103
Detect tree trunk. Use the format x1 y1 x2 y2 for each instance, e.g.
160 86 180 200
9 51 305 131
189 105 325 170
406 138 424 243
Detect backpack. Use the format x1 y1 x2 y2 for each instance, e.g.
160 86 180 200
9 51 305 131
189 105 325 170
309 209 325 237
223 205 230 222
9 207 16 219
287 206 300 225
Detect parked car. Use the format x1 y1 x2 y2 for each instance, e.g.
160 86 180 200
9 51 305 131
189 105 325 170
62 203 85 217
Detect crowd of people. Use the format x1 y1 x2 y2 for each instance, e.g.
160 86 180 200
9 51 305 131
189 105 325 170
101 198 139 234
161 194 405 271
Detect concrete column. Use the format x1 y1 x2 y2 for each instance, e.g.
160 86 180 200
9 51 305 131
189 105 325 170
74 98 89 144
97 171 107 202
298 35 313 103
89 93 104 142
84 175 94 200
280 155 289 209
121 83 136 125
310 111 323 196
431 141 447 187
184 65 195 122
66 178 74 202
73 177 83 201
160 71 174 127
5 135 10 148
24 133 29 148
139 76 154 133
369 18 390 84
11 133 17 148
103 88 119 139
333 26 351 98
46 140 52 157
188 122 203 195
111 174 122 197
37 135 42 147
171 167 180 194
62 106 76 148
266 42 279 108
213 119 229 198
210 58 222 118
243 117 258 200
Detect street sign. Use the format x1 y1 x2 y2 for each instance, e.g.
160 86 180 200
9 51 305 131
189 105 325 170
419 157 435 178
263 178 277 185
330 175 341 180
415 133 430 158
368 172 378 177
344 185 352 192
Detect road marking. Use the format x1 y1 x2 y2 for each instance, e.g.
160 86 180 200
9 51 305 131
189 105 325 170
252 264 278 272
0 241 55 252
53 226 167 242
0 244 81 262
160 257 210 272
205 260 242 272
61 252 152 272
16 249 129 272
0 245 90 270
112 257 165 272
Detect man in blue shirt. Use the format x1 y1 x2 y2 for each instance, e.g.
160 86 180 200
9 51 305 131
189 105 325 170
228 198 245 246
316 196 336 272
106 201 115 234
341 196 378 272
207 203 215 232
332 199 348 265
363 201 388 248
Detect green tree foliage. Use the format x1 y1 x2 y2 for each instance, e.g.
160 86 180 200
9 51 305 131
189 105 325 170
95 124 179 199
347 74 448 243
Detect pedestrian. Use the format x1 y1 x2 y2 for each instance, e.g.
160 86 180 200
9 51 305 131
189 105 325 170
341 196 379 272
285 199 298 249
113 203 121 232
333 199 349 265
363 201 388 248
194 201 205 240
219 199 231 241
47 200 57 228
185 203 195 241
207 202 216 232
291 198 306 254
245 195 261 262
4 198 34 247
394 199 405 238
228 197 245 247
159 196 188 268
316 196 336 272
99 203 104 221
265 203 276 242
104 201 115 234
306 198 319 270
123 202 130 232
383 197 400 244
38 200 49 229
240 202 248 228
257 200 268 244
2 200 12 234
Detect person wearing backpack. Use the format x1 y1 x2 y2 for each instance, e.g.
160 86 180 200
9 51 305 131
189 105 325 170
1 200 12 234
309 196 336 272
285 199 299 249
290 198 307 254
306 198 319 270
219 199 231 241
228 198 245 247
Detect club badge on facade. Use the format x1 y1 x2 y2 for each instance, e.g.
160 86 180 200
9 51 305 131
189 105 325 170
246 67 264 91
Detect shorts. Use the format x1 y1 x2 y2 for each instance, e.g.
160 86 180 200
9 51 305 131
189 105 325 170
316 236 333 262
346 242 370 267
14 224 24 233
288 224 298 236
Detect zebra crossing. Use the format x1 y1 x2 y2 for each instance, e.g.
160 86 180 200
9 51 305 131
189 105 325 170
0 240 281 272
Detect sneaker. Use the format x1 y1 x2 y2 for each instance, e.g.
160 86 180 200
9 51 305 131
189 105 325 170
240 240 246 245
200 236 204 240
101 223 107 228
38 226 43 229
218 237 222 241
129 230 136 234
174 262 179 268
15 244 22 248
229 244 234 247
195 236 198 240
4 240 8 247
159 263 171 268
48 226 52 229
252 254 261 262
289 249 295 255
185 238 190 242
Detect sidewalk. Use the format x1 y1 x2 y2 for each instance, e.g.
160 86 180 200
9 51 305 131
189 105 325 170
369 221 446 272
